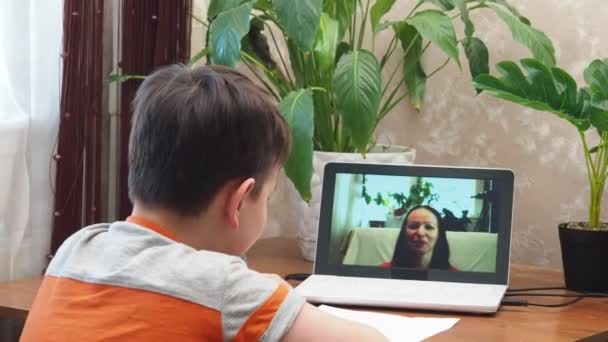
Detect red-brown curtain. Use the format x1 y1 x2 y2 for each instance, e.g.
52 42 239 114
118 0 192 219
51 0 104 255
51 0 192 255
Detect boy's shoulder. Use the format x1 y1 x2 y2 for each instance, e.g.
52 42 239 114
48 221 249 307
30 221 306 341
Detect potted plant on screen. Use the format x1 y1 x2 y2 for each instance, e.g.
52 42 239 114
113 0 554 260
474 58 608 293
362 177 438 227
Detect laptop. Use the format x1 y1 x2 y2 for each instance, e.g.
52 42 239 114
295 162 514 314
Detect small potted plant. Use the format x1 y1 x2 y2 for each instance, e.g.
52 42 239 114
362 177 439 227
474 58 608 293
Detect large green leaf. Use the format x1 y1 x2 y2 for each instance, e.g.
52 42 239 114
494 60 532 97
370 0 396 34
272 0 322 50
487 3 555 67
453 0 474 37
552 67 578 114
335 50 382 152
394 22 426 109
241 17 291 97
279 89 315 201
335 41 352 65
312 14 340 145
520 59 559 105
474 58 593 131
313 14 339 76
488 0 531 25
253 0 273 11
589 106 608 132
209 1 254 67
463 37 489 93
584 59 608 110
423 0 455 11
323 0 356 40
406 10 460 67
242 17 275 70
208 0 241 18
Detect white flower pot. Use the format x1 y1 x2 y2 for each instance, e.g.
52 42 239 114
288 145 416 261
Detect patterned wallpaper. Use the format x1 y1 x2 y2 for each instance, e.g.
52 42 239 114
192 0 608 267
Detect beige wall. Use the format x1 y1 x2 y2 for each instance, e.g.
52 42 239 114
192 0 608 267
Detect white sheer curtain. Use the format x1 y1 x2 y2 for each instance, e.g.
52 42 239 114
0 0 62 281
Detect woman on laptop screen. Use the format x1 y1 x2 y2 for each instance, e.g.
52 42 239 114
381 206 457 271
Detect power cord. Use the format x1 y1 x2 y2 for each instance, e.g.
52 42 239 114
284 273 311 282
503 286 608 308
506 286 566 292
501 296 585 308
505 293 608 298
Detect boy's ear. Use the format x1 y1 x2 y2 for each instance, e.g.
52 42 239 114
225 178 255 229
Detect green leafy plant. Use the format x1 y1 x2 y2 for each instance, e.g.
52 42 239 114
112 0 554 202
474 58 608 228
362 177 439 216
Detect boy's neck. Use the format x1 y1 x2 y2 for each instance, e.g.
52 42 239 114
130 203 237 255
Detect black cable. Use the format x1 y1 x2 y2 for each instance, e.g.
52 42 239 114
526 296 584 307
506 286 566 292
505 293 608 298
284 273 311 282
500 298 528 306
503 289 608 308
501 296 585 308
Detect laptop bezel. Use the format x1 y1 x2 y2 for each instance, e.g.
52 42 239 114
313 162 514 285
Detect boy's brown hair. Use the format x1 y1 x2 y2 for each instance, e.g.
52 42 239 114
128 64 291 215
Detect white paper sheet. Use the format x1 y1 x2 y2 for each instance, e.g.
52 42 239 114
319 305 459 342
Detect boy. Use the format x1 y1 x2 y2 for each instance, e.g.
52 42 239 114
21 65 386 341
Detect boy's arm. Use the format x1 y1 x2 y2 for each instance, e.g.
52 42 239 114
281 303 388 342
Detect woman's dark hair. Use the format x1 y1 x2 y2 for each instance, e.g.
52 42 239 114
391 205 451 269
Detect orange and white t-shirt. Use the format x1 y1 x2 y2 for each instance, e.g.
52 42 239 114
21 217 305 341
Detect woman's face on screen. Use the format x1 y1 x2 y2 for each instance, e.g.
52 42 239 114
404 208 439 255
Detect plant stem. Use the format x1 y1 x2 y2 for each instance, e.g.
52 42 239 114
241 59 280 100
241 51 273 75
450 3 488 20
192 14 208 27
381 58 405 99
594 131 608 226
351 2 358 48
382 40 431 101
334 114 342 151
357 0 371 50
376 57 450 125
580 130 606 228
580 131 598 182
380 35 398 70
260 11 281 28
406 1 423 19
380 32 420 96
420 41 431 55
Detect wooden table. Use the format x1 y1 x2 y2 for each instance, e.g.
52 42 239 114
249 238 608 341
2 237 607 341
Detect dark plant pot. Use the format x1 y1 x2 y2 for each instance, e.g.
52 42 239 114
558 223 608 293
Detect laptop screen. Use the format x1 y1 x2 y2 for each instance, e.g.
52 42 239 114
315 163 514 285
